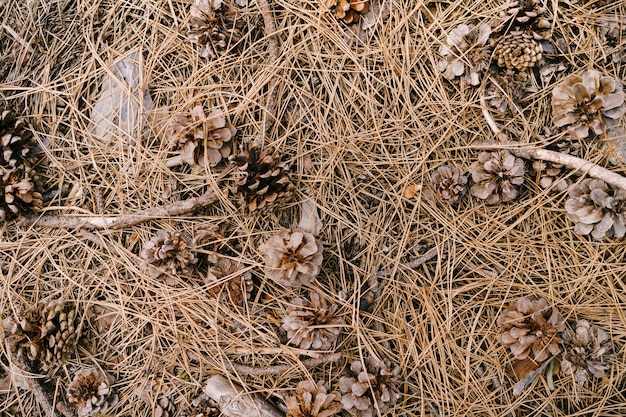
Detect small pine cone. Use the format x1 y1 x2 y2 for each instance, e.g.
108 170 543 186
205 258 253 305
469 151 526 204
187 0 245 59
564 178 626 239
430 165 468 204
325 0 369 25
552 70 626 139
486 70 534 113
282 292 343 350
437 24 492 86
140 230 198 284
1 108 37 168
499 0 552 39
260 229 323 287
285 380 342 417
338 357 401 417
492 32 543 71
560 320 612 383
67 368 118 417
3 299 80 373
597 20 626 64
231 147 292 212
497 297 565 363
136 380 176 417
169 105 236 167
182 392 221 417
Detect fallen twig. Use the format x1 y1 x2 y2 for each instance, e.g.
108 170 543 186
26 189 218 230
479 93 626 191
256 0 280 146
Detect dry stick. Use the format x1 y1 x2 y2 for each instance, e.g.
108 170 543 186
27 189 218 230
225 353 342 376
479 94 626 191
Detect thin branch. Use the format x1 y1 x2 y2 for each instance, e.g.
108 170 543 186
26 189 218 230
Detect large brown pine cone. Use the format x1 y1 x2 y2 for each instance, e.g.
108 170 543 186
499 0 552 39
437 24 492 86
564 178 626 240
187 0 245 59
492 32 543 71
497 297 565 363
560 320 612 384
469 151 526 204
205 257 253 305
285 380 342 417
140 230 198 284
67 368 118 417
552 70 626 139
282 292 343 350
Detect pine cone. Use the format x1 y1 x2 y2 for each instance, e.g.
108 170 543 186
564 178 626 239
231 147 292 212
437 24 492 86
1 109 43 222
338 357 401 417
499 0 552 39
3 299 80 373
469 151 526 204
187 0 245 59
560 320 612 383
492 32 543 71
67 368 118 417
325 0 369 25
259 228 323 287
136 380 176 417
169 105 236 167
285 380 342 417
282 292 343 350
552 70 626 139
182 392 221 417
486 70 534 113
597 20 626 64
497 297 565 363
430 165 468 204
205 257 253 305
140 230 198 284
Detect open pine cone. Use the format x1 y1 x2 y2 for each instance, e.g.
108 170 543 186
169 105 236 167
259 228 323 287
430 165 468 204
140 230 198 284
205 257 253 305
1 109 43 222
498 0 552 39
338 357 402 417
182 392 221 417
497 297 565 363
564 178 626 240
325 0 369 25
136 379 176 417
560 320 612 384
3 299 80 373
231 146 292 212
67 368 118 417
469 151 526 204
486 69 534 113
282 292 343 350
492 31 543 71
285 380 342 417
437 24 491 86
187 0 244 59
552 70 626 139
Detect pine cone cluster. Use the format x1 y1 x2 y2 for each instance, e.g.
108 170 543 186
469 151 526 204
3 299 80 373
169 105 236 167
430 164 468 205
552 70 626 139
285 380 342 417
560 320 612 384
438 24 492 86
497 297 565 363
67 368 118 417
282 292 343 350
140 230 198 284
338 357 401 417
205 257 253 305
325 0 369 25
499 0 552 39
231 147 292 212
259 228 323 287
182 392 221 417
187 0 244 59
565 178 626 239
136 380 176 417
1 108 43 222
492 32 543 71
